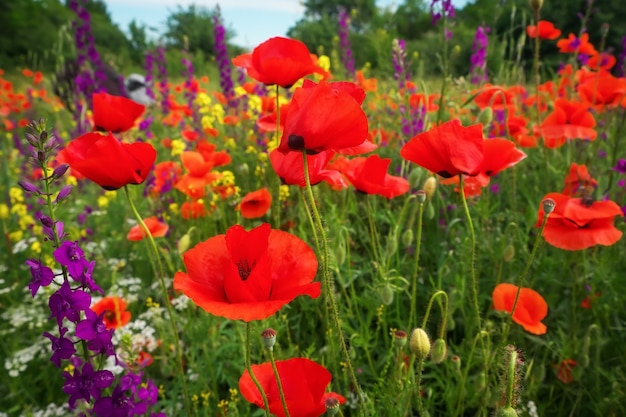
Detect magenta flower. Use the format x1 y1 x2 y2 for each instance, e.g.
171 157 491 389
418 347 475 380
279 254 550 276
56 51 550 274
48 281 91 325
62 360 114 409
54 241 89 279
26 259 55 297
43 327 76 367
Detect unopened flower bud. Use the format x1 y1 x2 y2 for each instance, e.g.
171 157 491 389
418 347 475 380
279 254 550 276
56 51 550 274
177 233 192 255
401 228 414 247
409 328 431 359
55 185 73 203
25 132 39 147
503 242 515 262
394 330 407 347
478 107 493 125
426 202 435 220
430 338 447 364
416 189 426 204
423 176 437 199
335 239 346 265
408 168 423 189
37 150 46 164
380 283 395 306
451 355 461 373
52 164 70 180
385 233 398 258
529 0 543 11
496 407 519 417
261 328 277 350
18 180 41 195
39 215 54 228
542 198 556 214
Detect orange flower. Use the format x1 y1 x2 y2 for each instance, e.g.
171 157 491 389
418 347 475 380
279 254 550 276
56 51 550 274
540 99 597 148
536 192 623 250
553 359 577 384
492 283 548 335
174 151 222 198
181 200 209 219
562 163 597 197
238 188 272 219
577 71 626 109
587 53 617 71
91 296 131 330
126 216 169 241
526 21 561 40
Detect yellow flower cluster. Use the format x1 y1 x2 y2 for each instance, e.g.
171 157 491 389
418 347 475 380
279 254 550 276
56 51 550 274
7 187 37 238
279 185 290 202
170 139 185 157
196 92 225 130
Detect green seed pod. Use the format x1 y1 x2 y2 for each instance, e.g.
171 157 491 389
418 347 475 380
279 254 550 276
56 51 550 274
430 338 448 364
385 232 398 258
426 202 435 220
496 407 519 417
335 238 346 265
261 328 277 350
380 283 395 306
529 0 543 11
409 328 431 359
408 168 423 189
478 107 493 125
177 233 191 255
503 242 515 262
401 228 414 247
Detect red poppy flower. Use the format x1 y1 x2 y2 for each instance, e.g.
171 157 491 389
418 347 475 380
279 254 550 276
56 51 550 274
232 37 327 88
536 192 623 250
481 138 527 176
400 119 484 178
238 188 272 219
540 99 597 148
587 53 617 71
63 132 156 190
577 72 626 109
239 357 345 417
278 80 369 155
91 296 131 330
526 21 561 40
270 149 347 189
181 200 208 219
126 216 169 241
92 92 145 133
556 33 597 56
174 151 222 198
492 283 548 335
562 163 597 197
173 223 320 321
553 359 577 384
581 291 600 309
334 154 410 198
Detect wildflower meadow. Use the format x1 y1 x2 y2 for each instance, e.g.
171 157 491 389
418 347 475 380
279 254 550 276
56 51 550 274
1 0 626 416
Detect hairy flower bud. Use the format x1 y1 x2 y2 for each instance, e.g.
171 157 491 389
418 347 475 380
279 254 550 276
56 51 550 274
409 328 431 359
401 228 414 247
430 338 447 364
496 407 519 417
503 242 515 262
423 176 437 199
478 107 493 125
380 283 395 306
529 0 543 11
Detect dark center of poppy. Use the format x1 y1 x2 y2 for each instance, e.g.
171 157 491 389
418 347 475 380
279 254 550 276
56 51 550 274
236 259 256 281
105 310 116 322
288 134 305 151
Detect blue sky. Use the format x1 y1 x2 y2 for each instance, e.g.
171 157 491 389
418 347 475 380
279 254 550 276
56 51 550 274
104 0 470 49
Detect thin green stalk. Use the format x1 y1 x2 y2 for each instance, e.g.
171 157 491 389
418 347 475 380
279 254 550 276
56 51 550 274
533 8 541 129
505 349 518 408
420 290 449 338
245 323 270 417
123 186 192 416
301 151 365 413
268 348 290 417
272 84 282 229
455 331 487 417
365 197 382 263
408 201 425 329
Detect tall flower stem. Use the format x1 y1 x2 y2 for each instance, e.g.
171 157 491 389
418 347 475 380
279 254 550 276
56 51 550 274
245 323 270 417
435 16 450 125
420 290 449 335
533 7 542 130
408 200 425 329
301 151 365 411
123 185 192 416
268 348 290 417
272 84 282 230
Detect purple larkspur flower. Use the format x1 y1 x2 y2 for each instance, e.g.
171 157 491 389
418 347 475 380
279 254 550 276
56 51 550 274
49 281 91 325
43 327 76 367
72 260 103 294
76 309 115 356
26 259 55 297
613 158 626 174
338 8 356 79
63 361 114 409
93 385 134 417
54 241 89 279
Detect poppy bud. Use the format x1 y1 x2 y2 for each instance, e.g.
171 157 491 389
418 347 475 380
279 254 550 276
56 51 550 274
177 233 192 255
335 239 346 265
380 283 395 306
408 168 423 189
430 338 447 364
423 176 437 199
409 328 431 359
503 242 515 262
261 328 277 350
529 0 543 11
385 232 398 258
426 202 435 220
401 228 414 247
542 198 556 214
478 107 493 125
476 371 487 392
450 355 462 374
394 330 408 347
496 407 519 417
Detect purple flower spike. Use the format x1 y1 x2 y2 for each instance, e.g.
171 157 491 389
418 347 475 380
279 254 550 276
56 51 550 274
76 309 115 356
43 327 76 367
613 158 626 174
26 259 55 297
63 361 114 409
54 241 89 279
56 185 73 203
93 385 133 416
18 180 42 195
48 281 91 325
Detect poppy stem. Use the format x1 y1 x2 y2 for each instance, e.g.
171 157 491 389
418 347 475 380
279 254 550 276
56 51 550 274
245 322 271 417
123 185 193 417
272 84 282 230
268 348 290 417
420 290 449 338
408 200 425 330
301 151 366 413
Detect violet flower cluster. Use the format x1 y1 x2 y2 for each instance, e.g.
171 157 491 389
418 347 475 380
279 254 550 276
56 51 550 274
144 51 156 101
20 120 164 416
213 7 236 106
181 43 201 133
430 0 455 40
155 45 170 115
391 39 426 139
616 36 626 77
470 26 490 85
338 8 356 80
